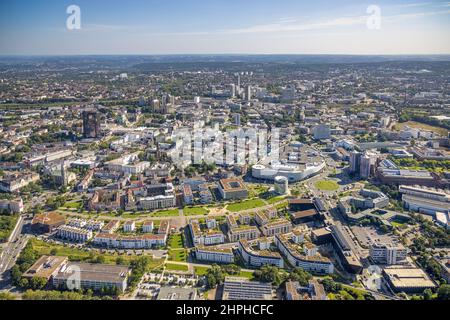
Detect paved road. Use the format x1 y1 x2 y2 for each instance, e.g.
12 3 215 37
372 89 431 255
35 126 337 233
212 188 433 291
0 217 30 290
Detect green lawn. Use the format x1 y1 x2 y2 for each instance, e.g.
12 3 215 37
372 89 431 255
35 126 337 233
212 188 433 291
194 266 210 276
168 248 188 262
183 207 209 216
150 209 179 217
391 221 406 228
237 271 255 280
168 233 184 249
248 185 270 197
274 201 289 210
29 239 163 268
165 263 189 272
315 180 339 192
266 196 286 204
227 199 266 212
121 209 179 219
194 266 255 280
63 201 82 209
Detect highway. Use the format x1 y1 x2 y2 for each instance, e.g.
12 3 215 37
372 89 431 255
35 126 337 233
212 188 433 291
0 216 30 290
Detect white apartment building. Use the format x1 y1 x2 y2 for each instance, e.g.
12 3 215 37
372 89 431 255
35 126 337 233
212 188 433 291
370 243 408 265
57 225 93 243
189 220 225 246
260 219 292 237
123 221 136 232
138 195 176 210
238 240 284 268
275 234 334 274
0 198 24 213
142 221 154 233
195 246 235 264
228 226 260 243
93 233 166 249
67 218 87 229
0 172 40 193
84 220 105 231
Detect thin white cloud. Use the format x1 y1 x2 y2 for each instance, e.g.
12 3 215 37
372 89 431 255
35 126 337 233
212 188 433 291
390 2 433 8
384 9 450 22
156 8 450 37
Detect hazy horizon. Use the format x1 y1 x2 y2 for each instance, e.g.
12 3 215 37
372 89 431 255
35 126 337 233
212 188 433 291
1 0 450 55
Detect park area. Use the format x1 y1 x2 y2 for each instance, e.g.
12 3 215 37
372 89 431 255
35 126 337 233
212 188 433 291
315 180 339 192
165 263 189 272
194 265 255 279
28 239 164 268
226 199 266 212
183 207 209 216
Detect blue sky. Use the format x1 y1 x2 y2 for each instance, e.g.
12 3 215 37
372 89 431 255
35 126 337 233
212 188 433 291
0 0 449 55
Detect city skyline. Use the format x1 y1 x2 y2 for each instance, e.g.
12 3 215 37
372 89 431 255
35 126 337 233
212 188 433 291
1 0 450 55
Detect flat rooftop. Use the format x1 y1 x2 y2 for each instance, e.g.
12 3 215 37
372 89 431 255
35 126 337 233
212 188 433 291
219 178 247 192
157 287 197 300
32 212 65 226
23 255 67 280
383 267 436 289
222 277 273 300
54 261 130 284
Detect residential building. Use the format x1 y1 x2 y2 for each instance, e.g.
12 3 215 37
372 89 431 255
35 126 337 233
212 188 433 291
93 233 167 249
142 220 154 233
238 240 284 268
123 221 136 233
228 226 260 242
218 178 249 200
101 220 120 234
189 220 225 246
0 198 24 213
182 184 194 205
56 225 93 243
195 246 235 264
138 194 176 210
0 172 40 193
275 234 334 274
260 219 293 237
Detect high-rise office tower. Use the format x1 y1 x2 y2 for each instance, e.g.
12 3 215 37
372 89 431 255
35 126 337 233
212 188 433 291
82 110 101 138
230 84 236 98
233 113 241 126
360 151 378 179
349 151 361 174
246 85 252 101
359 153 372 178
151 99 160 113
